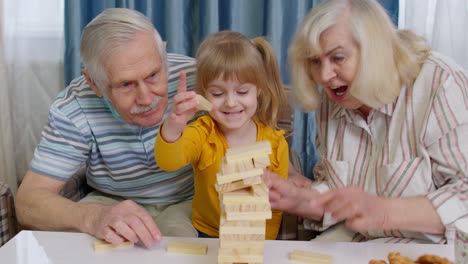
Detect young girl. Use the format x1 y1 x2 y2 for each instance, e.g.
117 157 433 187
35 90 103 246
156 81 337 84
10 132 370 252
155 31 288 239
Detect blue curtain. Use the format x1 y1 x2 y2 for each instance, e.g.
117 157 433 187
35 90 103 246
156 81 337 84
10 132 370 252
64 0 398 179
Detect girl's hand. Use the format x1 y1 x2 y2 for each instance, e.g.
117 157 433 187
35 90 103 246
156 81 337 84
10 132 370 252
161 71 199 142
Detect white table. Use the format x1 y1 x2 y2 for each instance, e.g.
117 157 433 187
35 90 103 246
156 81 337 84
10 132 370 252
0 231 454 264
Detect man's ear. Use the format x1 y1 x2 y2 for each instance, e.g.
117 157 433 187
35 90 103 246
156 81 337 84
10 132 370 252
163 41 167 49
82 69 103 97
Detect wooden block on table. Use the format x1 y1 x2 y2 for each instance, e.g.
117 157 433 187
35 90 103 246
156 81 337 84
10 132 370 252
218 247 264 263
195 94 212 112
288 250 332 264
167 241 208 255
93 239 134 252
219 215 266 235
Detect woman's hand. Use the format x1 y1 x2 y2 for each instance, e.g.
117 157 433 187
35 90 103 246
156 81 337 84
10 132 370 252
263 170 323 221
317 186 390 233
288 162 313 188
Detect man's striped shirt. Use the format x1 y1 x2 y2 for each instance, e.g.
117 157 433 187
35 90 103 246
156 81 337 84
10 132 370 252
31 53 196 204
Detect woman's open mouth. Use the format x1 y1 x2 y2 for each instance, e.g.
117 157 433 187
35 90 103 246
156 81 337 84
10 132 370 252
331 85 348 99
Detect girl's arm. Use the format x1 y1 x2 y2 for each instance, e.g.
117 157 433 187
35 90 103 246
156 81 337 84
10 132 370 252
160 71 199 143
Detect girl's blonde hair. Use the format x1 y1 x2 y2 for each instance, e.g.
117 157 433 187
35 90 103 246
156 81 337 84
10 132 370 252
196 31 287 129
289 0 431 111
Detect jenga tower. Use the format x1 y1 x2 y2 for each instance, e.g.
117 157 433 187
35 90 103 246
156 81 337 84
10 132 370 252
216 140 272 264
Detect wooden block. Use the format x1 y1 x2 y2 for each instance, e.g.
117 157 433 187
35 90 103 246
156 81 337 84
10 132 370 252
216 176 262 193
93 239 134 252
226 140 271 156
216 168 263 185
167 241 208 255
220 225 266 235
195 94 212 111
219 233 265 241
219 240 264 250
288 250 332 264
225 151 270 164
222 200 271 212
236 159 256 171
250 183 269 198
220 213 266 228
253 156 270 168
242 175 263 186
224 210 272 221
220 159 237 174
221 188 268 204
224 141 271 163
218 247 264 263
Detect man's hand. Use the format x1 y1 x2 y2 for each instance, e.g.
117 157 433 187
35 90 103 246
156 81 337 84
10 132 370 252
161 71 200 143
86 200 161 248
317 186 390 233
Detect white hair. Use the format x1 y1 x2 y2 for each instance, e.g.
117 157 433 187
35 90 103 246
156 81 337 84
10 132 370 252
80 8 166 93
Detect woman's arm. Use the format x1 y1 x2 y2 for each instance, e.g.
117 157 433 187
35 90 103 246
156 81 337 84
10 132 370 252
317 186 444 234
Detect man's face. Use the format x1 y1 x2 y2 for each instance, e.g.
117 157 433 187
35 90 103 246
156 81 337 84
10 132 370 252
96 32 168 127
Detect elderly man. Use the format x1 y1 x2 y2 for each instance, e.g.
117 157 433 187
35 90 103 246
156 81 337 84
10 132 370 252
15 8 197 248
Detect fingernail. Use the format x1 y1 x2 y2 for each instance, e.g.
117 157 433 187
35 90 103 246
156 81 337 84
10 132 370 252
155 233 162 242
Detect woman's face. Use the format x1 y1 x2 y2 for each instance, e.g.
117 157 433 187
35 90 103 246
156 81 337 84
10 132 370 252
308 19 364 111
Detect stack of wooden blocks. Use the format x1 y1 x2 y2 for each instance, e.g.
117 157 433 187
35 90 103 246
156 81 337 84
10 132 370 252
216 140 273 264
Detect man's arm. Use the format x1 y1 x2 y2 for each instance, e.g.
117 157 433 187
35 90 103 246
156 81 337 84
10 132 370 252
16 170 92 231
16 170 162 247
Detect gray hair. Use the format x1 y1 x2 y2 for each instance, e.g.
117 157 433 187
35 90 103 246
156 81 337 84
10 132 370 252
80 8 166 93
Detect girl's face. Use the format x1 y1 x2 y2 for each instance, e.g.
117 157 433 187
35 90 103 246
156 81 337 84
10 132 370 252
205 76 258 134
308 19 364 112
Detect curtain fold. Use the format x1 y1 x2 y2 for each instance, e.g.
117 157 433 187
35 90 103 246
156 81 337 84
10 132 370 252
0 0 17 192
399 0 468 69
1 0 64 193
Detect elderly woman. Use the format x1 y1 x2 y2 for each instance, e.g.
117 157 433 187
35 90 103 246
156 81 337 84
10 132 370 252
265 0 468 243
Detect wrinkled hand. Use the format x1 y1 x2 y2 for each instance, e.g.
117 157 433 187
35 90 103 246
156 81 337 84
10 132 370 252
163 71 200 141
88 200 161 248
318 186 390 233
263 170 323 220
288 173 313 188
